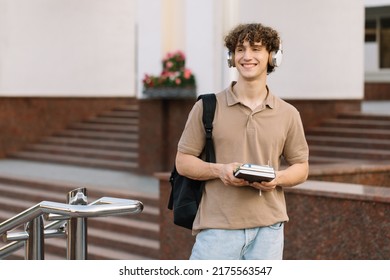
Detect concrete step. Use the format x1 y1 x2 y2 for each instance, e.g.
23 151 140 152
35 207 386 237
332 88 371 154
9 152 138 171
320 118 390 130
99 111 139 119
86 117 139 125
338 112 390 121
22 144 138 161
43 136 138 151
53 130 138 141
309 145 390 160
7 102 140 172
306 111 390 165
308 155 372 165
307 135 390 150
306 127 390 140
69 122 139 133
0 173 159 207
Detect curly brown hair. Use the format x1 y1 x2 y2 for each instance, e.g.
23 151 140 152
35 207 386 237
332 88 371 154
224 23 281 73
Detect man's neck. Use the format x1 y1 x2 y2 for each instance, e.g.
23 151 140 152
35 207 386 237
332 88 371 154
233 78 268 109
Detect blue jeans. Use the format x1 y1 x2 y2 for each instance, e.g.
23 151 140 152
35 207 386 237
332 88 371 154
190 223 284 260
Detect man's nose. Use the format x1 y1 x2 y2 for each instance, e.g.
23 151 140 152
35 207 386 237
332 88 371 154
243 50 253 60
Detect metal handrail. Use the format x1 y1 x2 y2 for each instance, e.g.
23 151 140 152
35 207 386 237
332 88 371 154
0 189 144 260
0 197 143 236
0 219 66 258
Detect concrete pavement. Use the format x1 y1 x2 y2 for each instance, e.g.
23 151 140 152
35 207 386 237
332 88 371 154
0 159 159 196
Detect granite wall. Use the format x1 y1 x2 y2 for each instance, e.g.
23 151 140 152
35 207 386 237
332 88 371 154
158 174 390 260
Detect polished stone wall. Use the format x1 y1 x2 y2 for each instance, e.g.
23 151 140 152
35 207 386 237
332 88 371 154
309 162 390 187
365 83 390 100
158 173 390 260
284 180 390 259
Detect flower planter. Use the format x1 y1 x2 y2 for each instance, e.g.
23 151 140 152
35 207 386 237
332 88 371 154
143 88 196 99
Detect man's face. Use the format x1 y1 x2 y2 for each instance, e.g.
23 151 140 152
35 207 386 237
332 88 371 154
234 40 269 81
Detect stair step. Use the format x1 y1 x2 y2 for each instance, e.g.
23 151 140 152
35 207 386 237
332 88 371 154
9 152 138 171
42 235 154 260
306 127 390 139
309 145 390 160
69 123 139 133
88 227 159 259
54 130 138 141
113 104 139 111
320 118 390 129
0 182 65 202
86 243 153 260
308 155 372 164
0 173 159 207
23 144 138 160
90 216 159 239
43 136 138 150
86 117 139 125
338 112 390 121
99 111 139 118
306 135 390 150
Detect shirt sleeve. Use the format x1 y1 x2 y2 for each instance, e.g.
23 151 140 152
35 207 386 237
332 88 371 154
283 109 309 165
177 99 206 157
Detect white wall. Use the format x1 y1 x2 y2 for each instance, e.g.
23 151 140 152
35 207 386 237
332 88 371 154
365 0 390 7
0 0 365 100
365 42 379 72
136 0 163 98
0 0 136 96
184 0 224 95
238 0 364 100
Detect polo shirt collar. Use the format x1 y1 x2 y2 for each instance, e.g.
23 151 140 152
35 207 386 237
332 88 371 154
226 81 275 109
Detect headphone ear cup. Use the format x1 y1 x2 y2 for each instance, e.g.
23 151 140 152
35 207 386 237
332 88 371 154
269 48 283 67
227 52 235 68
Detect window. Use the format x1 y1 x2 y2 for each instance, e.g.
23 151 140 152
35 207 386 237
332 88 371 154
366 6 390 69
380 18 390 68
365 19 376 42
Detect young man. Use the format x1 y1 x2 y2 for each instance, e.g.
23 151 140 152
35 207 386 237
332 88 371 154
175 23 309 260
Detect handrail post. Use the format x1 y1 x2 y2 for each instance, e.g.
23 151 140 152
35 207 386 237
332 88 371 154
25 215 44 260
66 188 88 260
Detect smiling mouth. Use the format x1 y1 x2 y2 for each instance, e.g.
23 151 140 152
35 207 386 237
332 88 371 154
241 63 257 68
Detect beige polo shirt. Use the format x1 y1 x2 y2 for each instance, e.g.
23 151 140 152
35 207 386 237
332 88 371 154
178 82 309 233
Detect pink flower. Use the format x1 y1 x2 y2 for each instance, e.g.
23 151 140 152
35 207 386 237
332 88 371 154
183 69 192 79
175 78 181 85
166 61 173 69
177 50 185 60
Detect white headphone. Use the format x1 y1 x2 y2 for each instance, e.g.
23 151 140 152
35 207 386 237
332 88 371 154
269 41 283 67
227 40 283 68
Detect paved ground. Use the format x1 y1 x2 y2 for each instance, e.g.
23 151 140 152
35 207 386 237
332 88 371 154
361 100 390 115
0 159 159 196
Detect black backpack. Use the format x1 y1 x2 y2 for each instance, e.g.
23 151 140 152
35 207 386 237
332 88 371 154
168 93 216 229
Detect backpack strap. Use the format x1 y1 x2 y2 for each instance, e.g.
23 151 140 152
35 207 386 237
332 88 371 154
197 94 216 163
168 94 216 210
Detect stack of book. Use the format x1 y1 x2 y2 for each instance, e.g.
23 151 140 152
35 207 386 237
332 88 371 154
234 163 275 182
